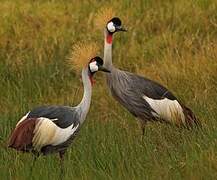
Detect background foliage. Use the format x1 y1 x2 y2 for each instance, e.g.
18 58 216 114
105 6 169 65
0 0 216 179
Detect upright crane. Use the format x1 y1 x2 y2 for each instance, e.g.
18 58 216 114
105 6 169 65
96 11 201 134
8 43 110 174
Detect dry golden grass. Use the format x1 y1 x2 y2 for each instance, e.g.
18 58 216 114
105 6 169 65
0 0 217 179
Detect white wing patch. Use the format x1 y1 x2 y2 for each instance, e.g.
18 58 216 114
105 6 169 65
143 96 185 125
16 112 30 126
32 117 79 150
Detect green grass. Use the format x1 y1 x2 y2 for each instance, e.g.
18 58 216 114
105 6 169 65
0 0 217 179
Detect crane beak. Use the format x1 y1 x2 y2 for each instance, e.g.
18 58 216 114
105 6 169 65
117 26 127 32
98 66 111 73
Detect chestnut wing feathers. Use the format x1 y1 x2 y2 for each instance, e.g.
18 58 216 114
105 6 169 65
8 118 38 151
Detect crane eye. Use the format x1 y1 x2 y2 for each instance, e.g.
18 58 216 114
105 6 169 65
107 22 115 33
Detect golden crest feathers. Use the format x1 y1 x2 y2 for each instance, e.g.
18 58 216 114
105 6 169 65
68 42 99 73
94 7 116 30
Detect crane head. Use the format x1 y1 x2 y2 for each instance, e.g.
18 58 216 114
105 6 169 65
106 17 127 33
89 56 110 74
88 56 110 85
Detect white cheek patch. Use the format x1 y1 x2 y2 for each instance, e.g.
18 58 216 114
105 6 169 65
107 22 115 32
89 61 98 72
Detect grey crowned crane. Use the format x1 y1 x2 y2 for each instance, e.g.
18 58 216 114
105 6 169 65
95 10 201 134
8 43 110 173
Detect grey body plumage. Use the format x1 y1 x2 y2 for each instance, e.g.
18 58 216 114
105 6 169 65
28 105 79 129
107 68 176 121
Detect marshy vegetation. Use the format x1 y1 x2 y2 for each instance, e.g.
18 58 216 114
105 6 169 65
0 0 216 179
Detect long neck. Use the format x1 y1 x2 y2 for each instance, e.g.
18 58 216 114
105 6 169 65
104 30 113 70
77 67 92 124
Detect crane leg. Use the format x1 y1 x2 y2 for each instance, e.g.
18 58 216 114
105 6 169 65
28 154 38 179
141 124 146 136
138 119 147 136
59 150 66 180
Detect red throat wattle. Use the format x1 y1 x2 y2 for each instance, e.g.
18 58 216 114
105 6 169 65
106 34 113 44
89 75 96 86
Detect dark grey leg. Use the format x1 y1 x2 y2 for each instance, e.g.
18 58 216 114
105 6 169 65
59 150 66 180
138 119 147 136
28 155 38 179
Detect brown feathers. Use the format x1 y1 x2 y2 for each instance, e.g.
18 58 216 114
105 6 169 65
181 105 202 128
68 42 99 73
94 7 116 30
8 118 38 151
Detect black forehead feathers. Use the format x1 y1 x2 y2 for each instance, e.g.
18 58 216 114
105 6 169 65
110 17 121 26
95 56 104 66
90 56 103 66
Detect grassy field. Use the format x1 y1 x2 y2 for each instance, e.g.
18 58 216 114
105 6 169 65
0 0 217 179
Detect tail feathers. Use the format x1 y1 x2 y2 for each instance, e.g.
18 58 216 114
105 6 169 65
182 105 201 128
8 118 37 151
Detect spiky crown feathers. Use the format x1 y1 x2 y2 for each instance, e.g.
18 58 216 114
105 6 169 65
68 42 99 73
94 7 116 30
68 8 116 72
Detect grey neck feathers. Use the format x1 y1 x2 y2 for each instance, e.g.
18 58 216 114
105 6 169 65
104 30 113 70
77 67 92 124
